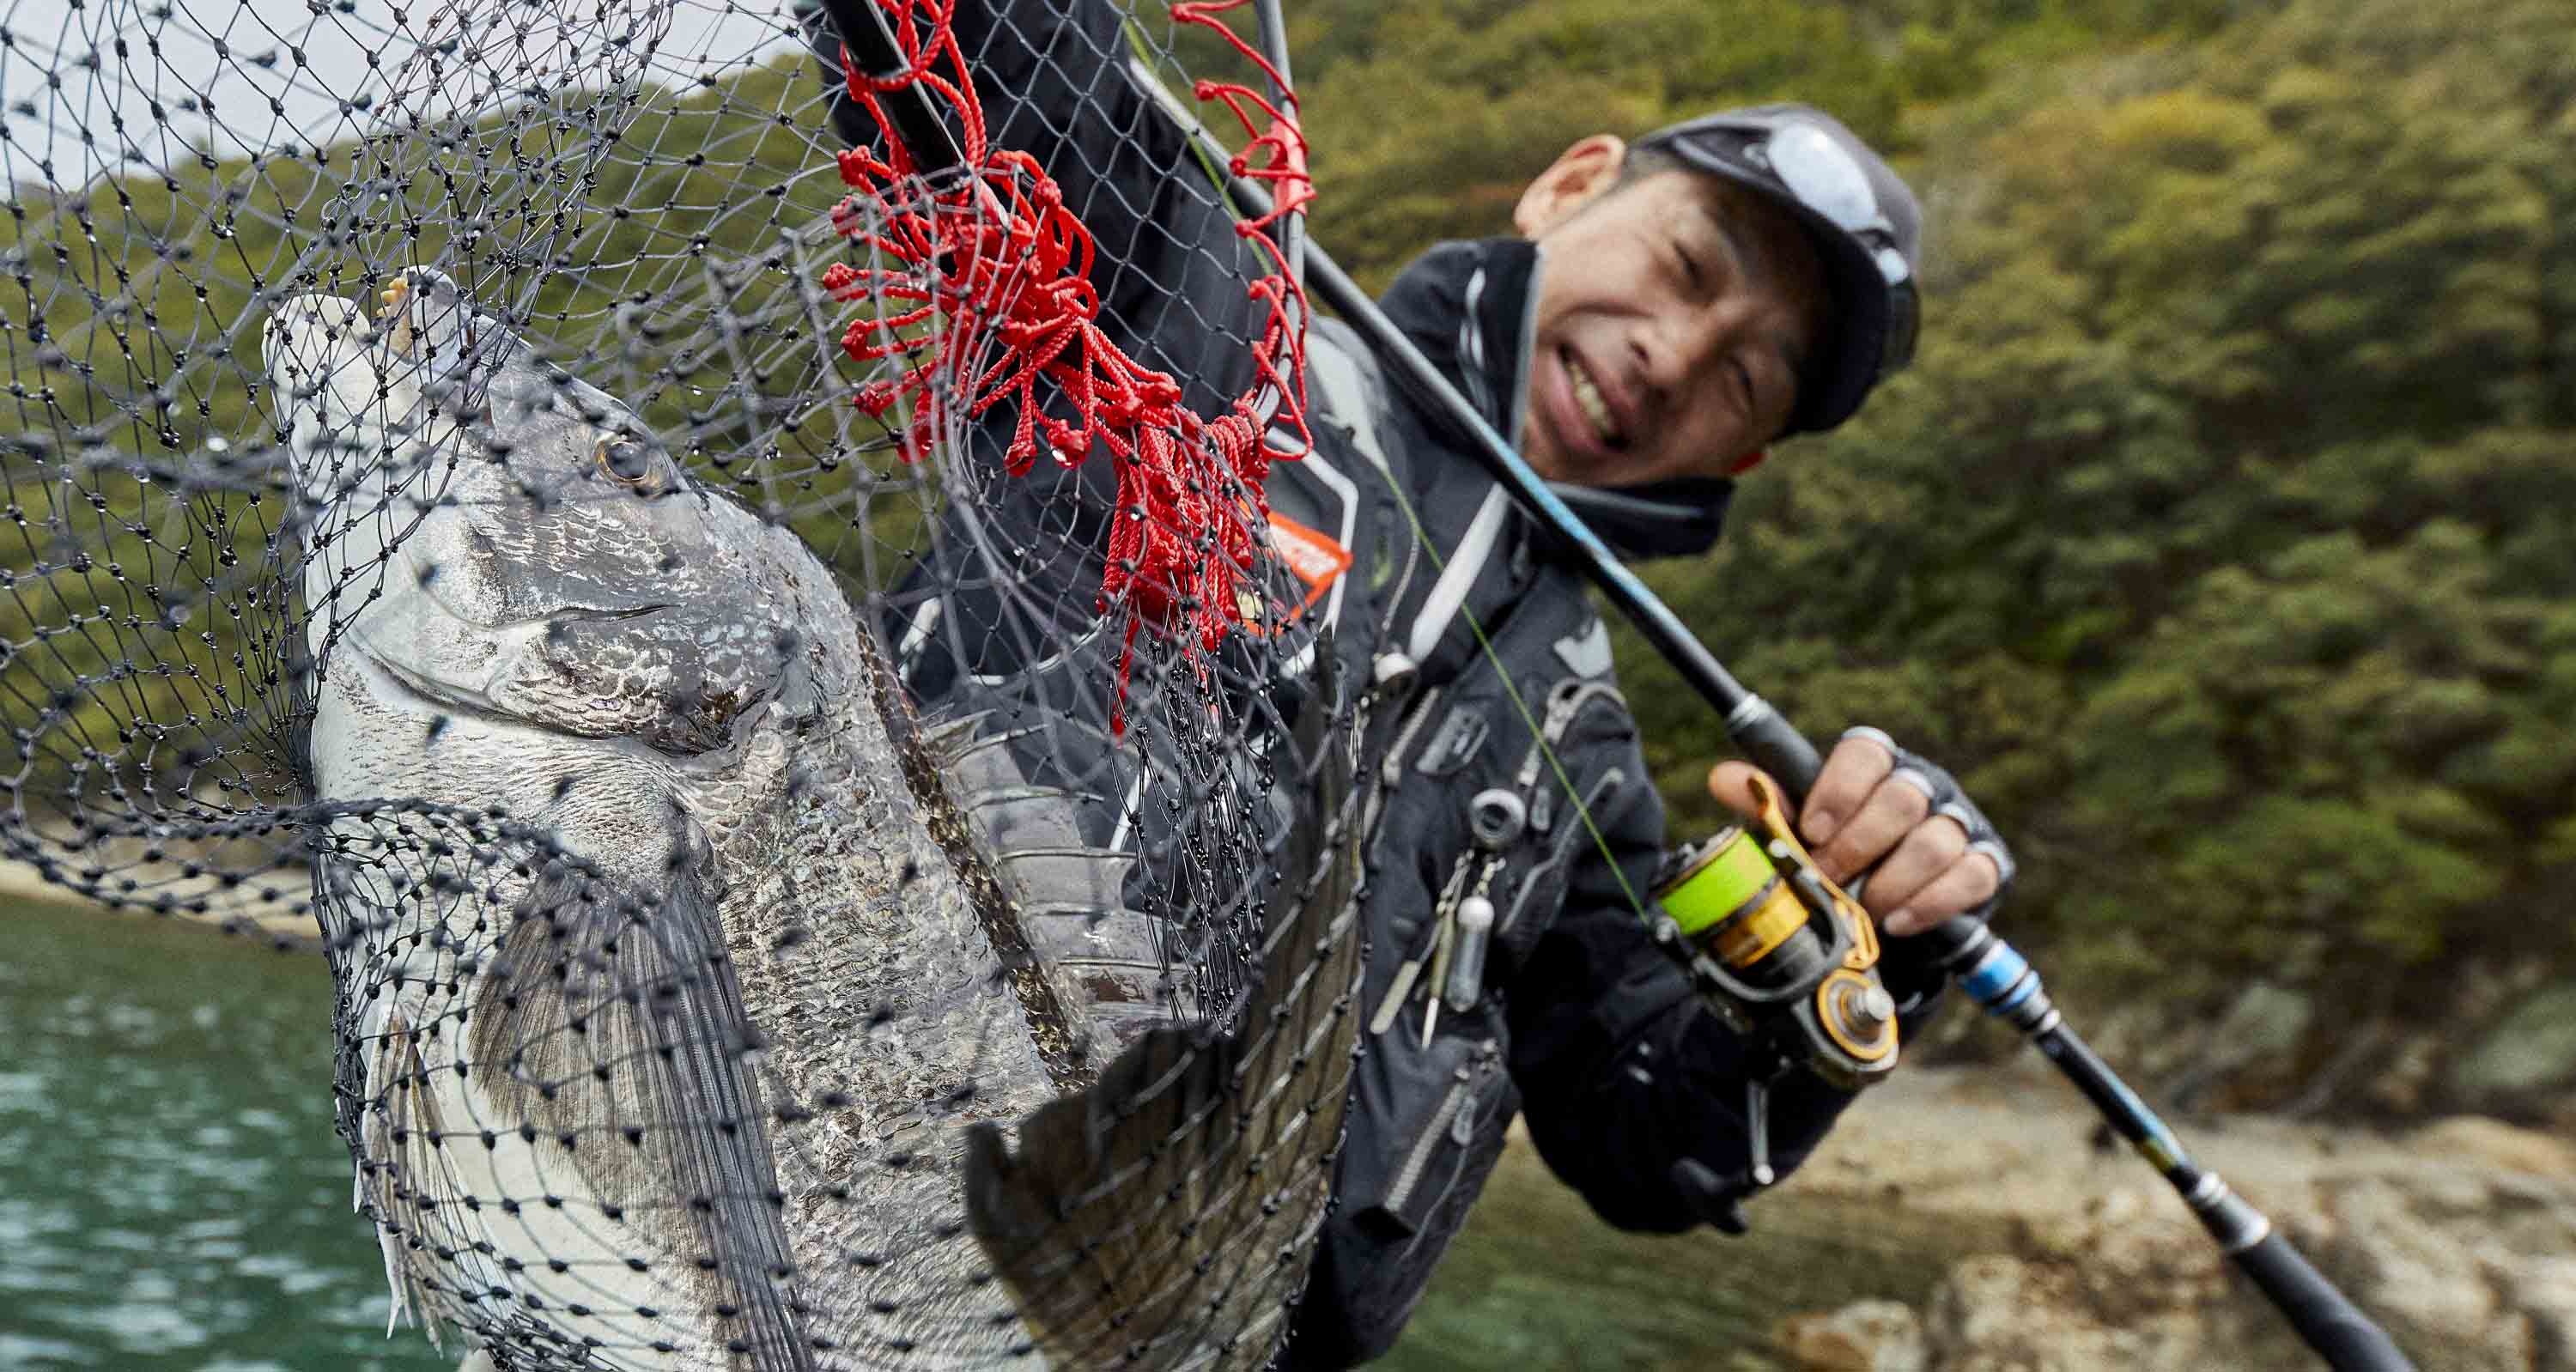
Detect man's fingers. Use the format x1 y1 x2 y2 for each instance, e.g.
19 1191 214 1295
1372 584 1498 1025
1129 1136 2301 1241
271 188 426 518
1882 849 2004 938
1814 770 1929 883
1706 760 1775 823
1801 733 1896 849
1710 747 1935 884
1851 810 1968 920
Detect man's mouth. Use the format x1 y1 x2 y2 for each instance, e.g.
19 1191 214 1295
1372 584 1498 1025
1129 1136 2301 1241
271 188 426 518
1564 351 1628 450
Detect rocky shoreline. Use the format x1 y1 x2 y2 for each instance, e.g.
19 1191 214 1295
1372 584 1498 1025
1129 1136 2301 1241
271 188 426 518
1769 1063 2576 1372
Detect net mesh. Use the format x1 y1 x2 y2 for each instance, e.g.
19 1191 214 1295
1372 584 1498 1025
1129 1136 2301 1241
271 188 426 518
0 0 1364 1365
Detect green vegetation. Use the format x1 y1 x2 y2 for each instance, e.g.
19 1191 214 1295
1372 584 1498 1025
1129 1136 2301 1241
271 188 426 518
1284 0 2576 1057
3 0 2567 1073
0 57 934 823
1580 0 2576 1028
1288 0 2266 288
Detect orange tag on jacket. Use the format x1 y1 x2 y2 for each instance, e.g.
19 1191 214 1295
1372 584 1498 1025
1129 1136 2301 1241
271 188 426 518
1267 511 1351 622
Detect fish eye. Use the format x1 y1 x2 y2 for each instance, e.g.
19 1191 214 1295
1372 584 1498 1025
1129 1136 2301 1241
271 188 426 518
594 436 655 488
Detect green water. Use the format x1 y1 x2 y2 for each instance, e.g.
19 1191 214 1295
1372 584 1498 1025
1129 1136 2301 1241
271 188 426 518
0 895 1992 1369
0 897 448 1371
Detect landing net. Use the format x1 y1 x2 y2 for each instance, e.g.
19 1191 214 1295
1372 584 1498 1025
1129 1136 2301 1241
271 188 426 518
0 0 1361 1364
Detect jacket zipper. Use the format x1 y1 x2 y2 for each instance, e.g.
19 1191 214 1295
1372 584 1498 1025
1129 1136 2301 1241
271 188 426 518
1514 679 1629 831
1361 682 1448 871
1382 1046 1496 1219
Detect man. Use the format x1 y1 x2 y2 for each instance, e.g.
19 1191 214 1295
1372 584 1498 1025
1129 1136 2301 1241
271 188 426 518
805 4 2012 1366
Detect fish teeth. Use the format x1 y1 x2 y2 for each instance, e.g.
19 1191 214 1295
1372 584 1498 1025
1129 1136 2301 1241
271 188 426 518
1567 355 1622 446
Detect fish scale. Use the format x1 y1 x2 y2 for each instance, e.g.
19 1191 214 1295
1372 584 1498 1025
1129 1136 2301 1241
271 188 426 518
703 656 1065 1366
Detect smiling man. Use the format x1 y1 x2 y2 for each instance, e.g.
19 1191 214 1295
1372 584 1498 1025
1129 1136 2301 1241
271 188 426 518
1518 140 1829 488
1238 106 2011 1368
808 9 2013 1367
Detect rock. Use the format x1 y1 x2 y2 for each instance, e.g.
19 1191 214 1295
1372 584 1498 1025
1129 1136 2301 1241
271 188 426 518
2374 1031 2450 1114
2409 1117 2576 1179
1777 1299 1926 1372
1922 1254 2212 1371
2216 983 2313 1060
2018 1187 2224 1322
1931 1254 2033 1352
2460 984 2576 1107
2308 1175 2537 1370
2506 1256 2576 1372
1790 1067 2575 1371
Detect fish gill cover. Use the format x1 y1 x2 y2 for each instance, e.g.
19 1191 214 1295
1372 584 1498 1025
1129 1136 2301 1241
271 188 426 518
0 0 1365 1366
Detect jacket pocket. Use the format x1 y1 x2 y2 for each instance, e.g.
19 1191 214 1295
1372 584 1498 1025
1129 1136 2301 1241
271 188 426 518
1337 1003 1516 1240
1487 675 1635 961
1497 764 1626 957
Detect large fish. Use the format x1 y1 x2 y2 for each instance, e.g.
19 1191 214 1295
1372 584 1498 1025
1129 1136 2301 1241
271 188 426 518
264 270 1361 1370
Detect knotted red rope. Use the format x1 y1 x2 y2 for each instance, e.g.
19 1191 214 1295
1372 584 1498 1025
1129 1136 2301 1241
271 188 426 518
818 0 1312 729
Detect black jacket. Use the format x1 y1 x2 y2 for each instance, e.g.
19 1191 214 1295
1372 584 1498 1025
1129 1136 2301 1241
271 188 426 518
1266 240 1953 1369
806 3 1943 1365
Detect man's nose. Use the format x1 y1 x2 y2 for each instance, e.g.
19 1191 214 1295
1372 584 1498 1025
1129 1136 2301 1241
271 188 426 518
1636 307 1734 402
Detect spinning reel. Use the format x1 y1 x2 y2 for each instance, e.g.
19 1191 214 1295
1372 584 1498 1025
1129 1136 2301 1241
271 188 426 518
1649 773 1899 1226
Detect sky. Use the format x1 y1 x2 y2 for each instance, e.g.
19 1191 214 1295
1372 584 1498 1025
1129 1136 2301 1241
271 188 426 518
0 0 806 190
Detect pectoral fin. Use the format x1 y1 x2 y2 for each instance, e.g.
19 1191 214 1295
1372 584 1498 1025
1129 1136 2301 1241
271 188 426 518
471 853 815 1372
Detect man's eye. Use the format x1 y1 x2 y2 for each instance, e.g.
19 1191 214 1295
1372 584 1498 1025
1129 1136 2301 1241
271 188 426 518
1674 243 1705 289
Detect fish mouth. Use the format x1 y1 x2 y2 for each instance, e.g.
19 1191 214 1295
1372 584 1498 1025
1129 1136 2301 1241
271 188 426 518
264 270 494 435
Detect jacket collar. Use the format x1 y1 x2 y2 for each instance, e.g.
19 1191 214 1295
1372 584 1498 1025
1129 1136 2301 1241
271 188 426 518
1377 238 1735 562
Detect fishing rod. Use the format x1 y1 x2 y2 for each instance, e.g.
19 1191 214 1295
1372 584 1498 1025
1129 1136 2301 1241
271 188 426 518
804 7 2415 1369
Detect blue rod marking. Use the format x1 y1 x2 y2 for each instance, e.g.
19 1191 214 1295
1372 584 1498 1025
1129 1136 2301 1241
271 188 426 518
1959 942 2030 1007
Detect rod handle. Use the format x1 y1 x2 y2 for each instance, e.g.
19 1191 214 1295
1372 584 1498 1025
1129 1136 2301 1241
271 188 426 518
1728 703 1825 804
2233 1232 2417 1371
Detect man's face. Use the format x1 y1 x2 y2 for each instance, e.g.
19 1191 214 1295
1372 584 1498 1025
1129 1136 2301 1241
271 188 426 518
1512 137 1829 487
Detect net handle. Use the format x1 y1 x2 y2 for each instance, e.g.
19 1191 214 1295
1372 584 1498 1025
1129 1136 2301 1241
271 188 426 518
813 0 968 168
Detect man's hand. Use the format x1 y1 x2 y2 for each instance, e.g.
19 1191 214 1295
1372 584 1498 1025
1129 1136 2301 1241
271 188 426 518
1706 726 2012 937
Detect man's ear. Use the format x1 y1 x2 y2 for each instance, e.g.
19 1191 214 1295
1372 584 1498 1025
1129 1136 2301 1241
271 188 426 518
1513 135 1627 238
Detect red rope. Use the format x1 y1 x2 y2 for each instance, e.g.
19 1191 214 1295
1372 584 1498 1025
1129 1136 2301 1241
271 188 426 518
819 0 1313 730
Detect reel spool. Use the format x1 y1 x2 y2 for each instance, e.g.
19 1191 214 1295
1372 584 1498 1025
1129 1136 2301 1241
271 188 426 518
1651 774 1899 1092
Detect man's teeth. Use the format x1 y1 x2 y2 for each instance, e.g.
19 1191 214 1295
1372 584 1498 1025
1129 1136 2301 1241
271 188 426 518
1568 357 1622 446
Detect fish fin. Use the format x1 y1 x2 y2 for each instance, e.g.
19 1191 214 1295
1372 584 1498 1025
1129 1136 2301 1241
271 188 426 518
470 853 816 1372
856 617 1100 1088
363 1009 447 1346
966 640 1363 1369
918 707 1003 754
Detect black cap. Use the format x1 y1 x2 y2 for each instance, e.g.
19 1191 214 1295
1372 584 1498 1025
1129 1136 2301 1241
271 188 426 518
1636 104 1922 435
